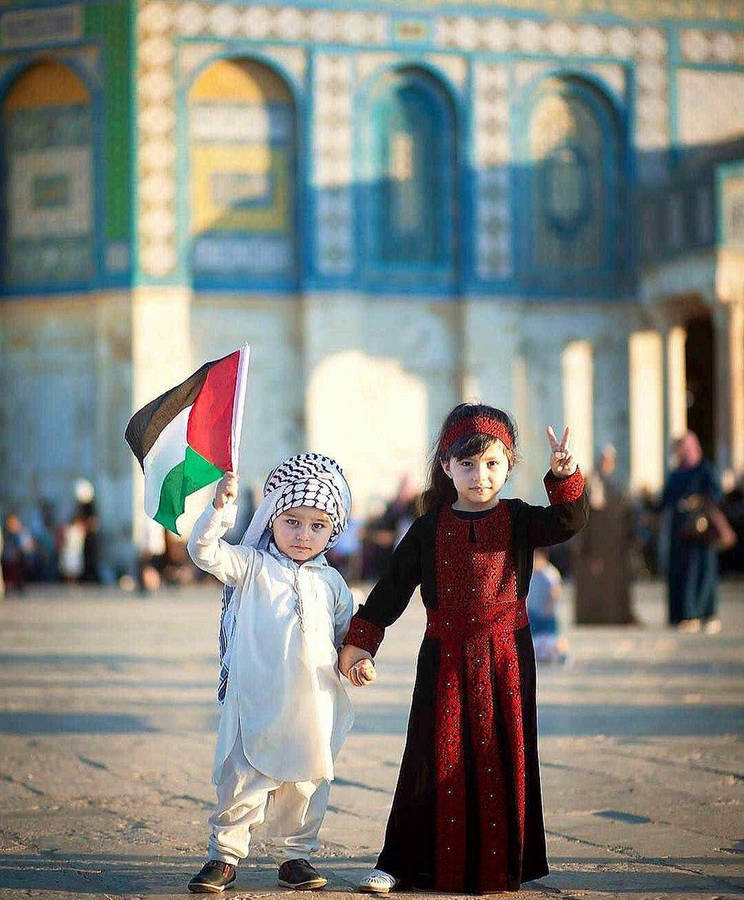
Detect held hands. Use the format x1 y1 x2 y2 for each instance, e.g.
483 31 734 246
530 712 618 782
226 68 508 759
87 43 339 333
339 644 376 687
546 426 578 478
213 471 239 509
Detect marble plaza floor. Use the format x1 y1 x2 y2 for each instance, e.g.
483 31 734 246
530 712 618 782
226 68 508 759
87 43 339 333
0 580 742 900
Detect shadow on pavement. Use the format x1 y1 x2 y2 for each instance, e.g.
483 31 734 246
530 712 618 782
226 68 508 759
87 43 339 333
0 853 741 895
0 712 156 734
350 703 743 737
0 853 374 895
0 652 215 668
540 856 744 894
1 702 740 736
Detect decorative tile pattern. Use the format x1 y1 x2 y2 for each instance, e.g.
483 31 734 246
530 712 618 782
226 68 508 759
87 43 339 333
178 41 222 80
0 5 82 49
135 0 678 279
262 45 307 84
137 1 178 278
426 53 467 90
9 147 92 238
473 63 511 279
586 63 626 99
680 28 744 64
312 53 354 275
2 61 95 288
356 51 399 83
677 70 744 150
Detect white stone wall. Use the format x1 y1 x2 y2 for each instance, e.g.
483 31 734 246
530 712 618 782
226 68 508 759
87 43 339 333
463 298 638 501
0 291 133 567
304 294 460 514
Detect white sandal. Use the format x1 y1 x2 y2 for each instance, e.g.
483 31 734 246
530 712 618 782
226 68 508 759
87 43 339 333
358 869 399 893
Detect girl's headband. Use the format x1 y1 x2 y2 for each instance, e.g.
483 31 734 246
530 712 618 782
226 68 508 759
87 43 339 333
441 416 514 455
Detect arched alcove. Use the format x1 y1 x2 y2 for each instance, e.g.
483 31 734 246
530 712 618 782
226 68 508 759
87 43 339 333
1 60 95 290
360 66 458 288
188 57 298 287
519 74 625 293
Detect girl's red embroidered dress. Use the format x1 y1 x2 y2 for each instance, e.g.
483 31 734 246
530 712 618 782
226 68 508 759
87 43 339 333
344 469 587 893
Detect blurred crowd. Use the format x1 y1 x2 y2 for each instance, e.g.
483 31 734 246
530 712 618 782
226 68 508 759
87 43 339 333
2 453 743 605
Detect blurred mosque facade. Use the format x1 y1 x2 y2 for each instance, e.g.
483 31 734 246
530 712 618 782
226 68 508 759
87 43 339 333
0 0 743 561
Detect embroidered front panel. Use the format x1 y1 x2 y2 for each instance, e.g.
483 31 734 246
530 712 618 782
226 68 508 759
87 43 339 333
430 503 528 892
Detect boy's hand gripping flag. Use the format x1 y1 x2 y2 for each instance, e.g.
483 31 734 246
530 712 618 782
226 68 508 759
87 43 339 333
125 345 250 534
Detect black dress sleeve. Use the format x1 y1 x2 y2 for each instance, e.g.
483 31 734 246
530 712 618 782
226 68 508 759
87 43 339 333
342 516 423 656
517 468 589 548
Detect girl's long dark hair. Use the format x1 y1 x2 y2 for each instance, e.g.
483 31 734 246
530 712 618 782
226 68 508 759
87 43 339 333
420 403 518 514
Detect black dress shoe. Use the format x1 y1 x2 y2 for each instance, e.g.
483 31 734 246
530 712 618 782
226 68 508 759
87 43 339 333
188 860 237 893
278 858 328 890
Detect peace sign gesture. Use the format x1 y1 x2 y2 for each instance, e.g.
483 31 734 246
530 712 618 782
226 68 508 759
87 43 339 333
546 426 577 478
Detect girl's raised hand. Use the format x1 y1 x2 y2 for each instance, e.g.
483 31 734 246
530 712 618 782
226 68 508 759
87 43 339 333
213 471 239 509
546 426 578 478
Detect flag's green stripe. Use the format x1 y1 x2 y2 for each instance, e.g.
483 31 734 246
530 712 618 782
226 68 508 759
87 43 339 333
154 447 225 535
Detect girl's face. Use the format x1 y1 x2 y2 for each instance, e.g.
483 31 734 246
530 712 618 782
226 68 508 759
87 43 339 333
442 439 510 510
272 506 333 562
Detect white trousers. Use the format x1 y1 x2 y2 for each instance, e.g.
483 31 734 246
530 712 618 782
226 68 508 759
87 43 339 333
208 732 330 867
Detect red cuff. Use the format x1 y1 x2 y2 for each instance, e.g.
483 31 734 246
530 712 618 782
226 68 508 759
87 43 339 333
544 467 585 504
343 615 384 656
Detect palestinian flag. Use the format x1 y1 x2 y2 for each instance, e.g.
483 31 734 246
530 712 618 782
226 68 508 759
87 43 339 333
125 345 250 534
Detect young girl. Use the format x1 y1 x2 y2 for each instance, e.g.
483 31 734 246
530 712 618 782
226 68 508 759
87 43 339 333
187 453 367 894
340 403 588 894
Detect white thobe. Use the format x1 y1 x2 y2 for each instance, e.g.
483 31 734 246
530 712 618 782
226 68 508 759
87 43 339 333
188 503 354 784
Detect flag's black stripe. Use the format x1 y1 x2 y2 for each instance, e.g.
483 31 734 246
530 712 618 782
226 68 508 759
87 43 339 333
124 353 232 468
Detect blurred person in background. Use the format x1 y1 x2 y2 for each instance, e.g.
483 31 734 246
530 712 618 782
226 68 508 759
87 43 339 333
362 475 420 581
162 528 196 586
136 516 166 593
634 486 661 578
720 469 744 577
528 548 570 665
572 444 636 624
1 513 36 594
28 500 58 582
74 478 101 583
58 511 87 583
659 432 727 633
327 503 364 583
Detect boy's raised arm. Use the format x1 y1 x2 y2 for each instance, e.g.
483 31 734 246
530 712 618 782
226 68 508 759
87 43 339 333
187 500 254 588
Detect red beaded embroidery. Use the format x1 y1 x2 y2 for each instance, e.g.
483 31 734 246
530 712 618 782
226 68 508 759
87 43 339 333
545 467 584 504
442 416 514 454
343 616 384 656
430 502 528 893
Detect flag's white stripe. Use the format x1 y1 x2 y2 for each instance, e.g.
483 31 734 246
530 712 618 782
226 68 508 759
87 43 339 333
231 344 251 473
143 405 192 517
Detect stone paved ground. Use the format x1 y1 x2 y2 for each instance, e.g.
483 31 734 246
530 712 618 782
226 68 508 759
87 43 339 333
0 580 742 900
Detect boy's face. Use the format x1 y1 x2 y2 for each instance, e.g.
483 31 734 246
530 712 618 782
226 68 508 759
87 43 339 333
272 506 333 563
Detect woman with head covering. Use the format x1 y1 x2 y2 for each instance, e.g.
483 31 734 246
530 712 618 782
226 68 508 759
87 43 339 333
185 453 370 894
660 431 722 632
572 444 636 625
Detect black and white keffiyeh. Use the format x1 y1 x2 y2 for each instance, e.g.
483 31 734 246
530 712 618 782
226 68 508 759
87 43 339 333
217 453 351 703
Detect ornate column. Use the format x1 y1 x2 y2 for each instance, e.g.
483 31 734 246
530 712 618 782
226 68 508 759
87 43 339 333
713 299 744 476
628 329 664 494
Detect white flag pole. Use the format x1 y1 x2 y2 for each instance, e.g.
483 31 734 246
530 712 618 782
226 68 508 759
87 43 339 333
219 344 250 524
230 343 251 476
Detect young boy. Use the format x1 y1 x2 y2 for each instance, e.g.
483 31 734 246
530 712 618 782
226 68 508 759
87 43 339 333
527 548 570 665
187 453 366 893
